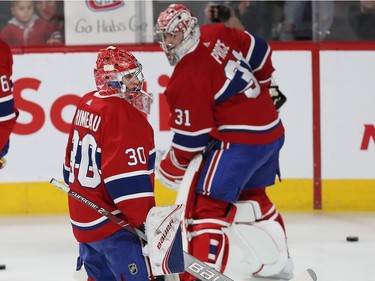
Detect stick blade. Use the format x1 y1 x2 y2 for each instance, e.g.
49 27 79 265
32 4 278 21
306 269 317 281
290 268 317 281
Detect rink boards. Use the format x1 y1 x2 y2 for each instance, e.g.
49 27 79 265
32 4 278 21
0 46 374 214
1 179 375 215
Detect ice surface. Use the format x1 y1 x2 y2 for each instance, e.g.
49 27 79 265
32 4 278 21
0 213 374 281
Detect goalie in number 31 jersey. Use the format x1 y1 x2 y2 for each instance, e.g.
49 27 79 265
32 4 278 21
62 47 158 281
155 4 294 281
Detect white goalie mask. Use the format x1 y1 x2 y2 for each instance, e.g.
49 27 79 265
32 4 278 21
154 4 200 66
94 46 153 114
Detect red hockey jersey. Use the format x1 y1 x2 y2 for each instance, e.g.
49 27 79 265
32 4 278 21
63 91 156 242
0 39 18 151
164 23 284 166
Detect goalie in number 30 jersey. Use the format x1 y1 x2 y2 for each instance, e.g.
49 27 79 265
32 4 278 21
155 4 294 281
62 47 157 281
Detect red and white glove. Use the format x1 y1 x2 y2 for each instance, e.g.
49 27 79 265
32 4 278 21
157 149 187 190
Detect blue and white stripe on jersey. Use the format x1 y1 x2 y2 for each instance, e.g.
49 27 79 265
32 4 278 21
217 116 281 134
148 148 156 172
171 127 211 153
0 95 17 121
244 32 271 73
70 209 122 231
104 169 154 204
62 163 70 184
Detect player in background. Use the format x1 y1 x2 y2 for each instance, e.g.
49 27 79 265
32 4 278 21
155 4 293 280
62 47 157 281
0 37 19 271
0 38 19 170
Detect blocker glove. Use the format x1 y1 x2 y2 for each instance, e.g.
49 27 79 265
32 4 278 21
142 205 185 276
157 149 187 190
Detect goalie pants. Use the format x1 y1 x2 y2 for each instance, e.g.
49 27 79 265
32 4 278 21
77 230 151 281
196 135 284 202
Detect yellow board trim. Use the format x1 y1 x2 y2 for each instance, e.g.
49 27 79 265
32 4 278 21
0 179 374 215
0 182 68 215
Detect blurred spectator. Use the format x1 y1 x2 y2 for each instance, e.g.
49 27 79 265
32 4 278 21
203 1 281 40
278 1 313 41
36 0 64 42
349 0 375 40
0 1 62 46
311 1 335 41
323 1 357 40
0 2 11 31
153 1 207 26
203 1 244 29
279 1 335 41
324 1 375 41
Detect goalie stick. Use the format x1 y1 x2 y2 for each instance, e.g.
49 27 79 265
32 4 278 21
175 139 218 251
50 178 234 281
175 153 203 251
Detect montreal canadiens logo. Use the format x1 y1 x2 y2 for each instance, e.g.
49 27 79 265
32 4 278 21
86 0 125 11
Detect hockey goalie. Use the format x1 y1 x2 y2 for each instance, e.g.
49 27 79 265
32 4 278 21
154 4 294 281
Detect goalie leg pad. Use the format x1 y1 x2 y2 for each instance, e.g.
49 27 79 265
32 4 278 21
188 195 234 271
223 220 289 278
239 187 287 233
189 219 230 272
233 200 262 223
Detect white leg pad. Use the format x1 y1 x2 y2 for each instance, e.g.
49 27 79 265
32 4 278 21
233 200 262 223
223 220 288 278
